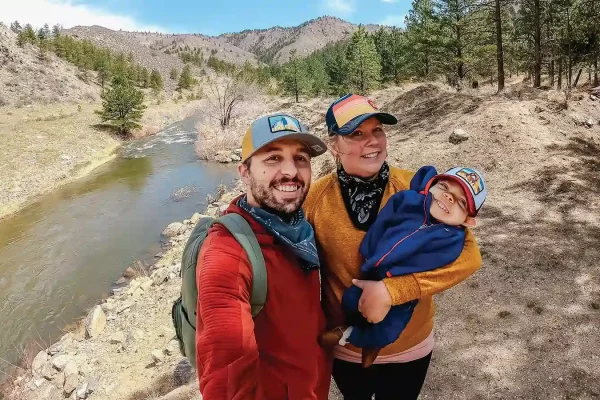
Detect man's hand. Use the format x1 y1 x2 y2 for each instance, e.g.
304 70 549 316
353 279 392 323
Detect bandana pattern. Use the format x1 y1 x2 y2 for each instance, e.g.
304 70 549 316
237 195 320 271
337 162 390 231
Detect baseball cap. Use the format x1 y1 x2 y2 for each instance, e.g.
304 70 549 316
325 94 398 136
429 167 487 217
241 113 327 163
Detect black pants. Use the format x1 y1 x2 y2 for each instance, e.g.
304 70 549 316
332 352 432 400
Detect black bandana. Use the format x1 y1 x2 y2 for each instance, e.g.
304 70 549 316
337 162 390 231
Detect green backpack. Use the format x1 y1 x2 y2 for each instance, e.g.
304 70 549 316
171 212 267 369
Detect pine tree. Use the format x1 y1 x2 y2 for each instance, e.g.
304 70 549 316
283 49 311 102
374 27 406 85
325 42 350 96
177 64 195 91
405 0 443 77
52 24 62 38
150 69 164 91
10 21 22 34
95 74 147 137
345 26 382 94
307 56 329 96
140 67 150 88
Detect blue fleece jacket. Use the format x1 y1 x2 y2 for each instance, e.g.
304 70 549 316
342 166 466 349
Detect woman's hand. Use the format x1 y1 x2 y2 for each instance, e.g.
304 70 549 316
353 279 392 323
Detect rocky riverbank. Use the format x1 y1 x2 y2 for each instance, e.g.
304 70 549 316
3 182 245 400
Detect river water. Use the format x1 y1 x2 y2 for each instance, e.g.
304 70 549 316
0 115 237 375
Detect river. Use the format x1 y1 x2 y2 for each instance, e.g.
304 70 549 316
0 115 237 377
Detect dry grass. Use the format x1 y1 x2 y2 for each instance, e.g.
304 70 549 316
194 120 243 160
0 97 205 221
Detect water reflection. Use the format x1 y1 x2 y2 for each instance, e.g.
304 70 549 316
0 117 236 374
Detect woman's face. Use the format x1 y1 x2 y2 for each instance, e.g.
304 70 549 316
332 117 388 179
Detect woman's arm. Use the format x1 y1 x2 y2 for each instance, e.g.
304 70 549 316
355 229 482 322
382 228 482 305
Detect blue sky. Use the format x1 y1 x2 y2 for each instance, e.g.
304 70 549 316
3 0 411 36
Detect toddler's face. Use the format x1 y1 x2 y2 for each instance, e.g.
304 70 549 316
428 179 470 226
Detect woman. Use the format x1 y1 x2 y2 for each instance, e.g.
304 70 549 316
303 94 482 400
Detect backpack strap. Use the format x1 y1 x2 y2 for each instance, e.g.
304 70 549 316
215 213 267 317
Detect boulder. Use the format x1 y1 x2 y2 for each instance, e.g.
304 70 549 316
32 351 49 375
215 151 233 163
122 267 137 278
47 341 63 356
230 153 241 162
84 305 106 339
151 349 164 364
190 212 203 224
109 331 126 344
151 267 170 286
51 354 70 371
140 279 153 291
232 148 243 157
585 118 595 128
100 301 116 313
40 361 56 379
35 380 61 400
63 363 78 396
162 222 185 237
449 129 470 144
76 382 88 399
52 371 65 389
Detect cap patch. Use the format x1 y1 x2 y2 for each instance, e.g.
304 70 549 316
268 115 301 133
456 168 484 195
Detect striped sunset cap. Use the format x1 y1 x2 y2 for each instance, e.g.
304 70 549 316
325 94 398 136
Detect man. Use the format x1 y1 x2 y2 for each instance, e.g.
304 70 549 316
195 113 332 399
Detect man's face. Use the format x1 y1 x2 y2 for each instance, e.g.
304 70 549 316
239 139 312 218
429 179 470 226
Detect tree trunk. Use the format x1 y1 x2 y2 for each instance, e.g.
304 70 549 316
558 57 563 89
595 58 599 86
533 0 542 87
573 68 583 87
567 7 572 89
495 0 505 92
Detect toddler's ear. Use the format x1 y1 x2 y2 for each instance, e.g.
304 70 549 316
462 217 477 228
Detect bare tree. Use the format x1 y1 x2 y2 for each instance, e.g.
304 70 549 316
205 71 256 127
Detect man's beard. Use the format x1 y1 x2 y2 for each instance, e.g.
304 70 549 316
248 174 307 222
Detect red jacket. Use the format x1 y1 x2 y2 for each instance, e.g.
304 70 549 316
195 199 332 400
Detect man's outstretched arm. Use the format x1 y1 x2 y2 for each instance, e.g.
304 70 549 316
195 231 263 400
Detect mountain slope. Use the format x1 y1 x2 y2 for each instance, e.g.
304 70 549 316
220 16 385 64
66 25 186 91
0 25 100 107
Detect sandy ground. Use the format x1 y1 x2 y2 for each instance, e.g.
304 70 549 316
4 81 600 400
0 98 204 221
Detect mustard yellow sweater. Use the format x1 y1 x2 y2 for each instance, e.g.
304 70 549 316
303 166 482 356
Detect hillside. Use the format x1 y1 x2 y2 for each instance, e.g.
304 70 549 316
65 26 186 92
0 25 100 107
4 82 600 400
220 16 384 64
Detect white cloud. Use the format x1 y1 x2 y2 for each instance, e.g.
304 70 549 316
323 0 356 16
0 0 167 32
380 14 407 27
381 0 399 3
